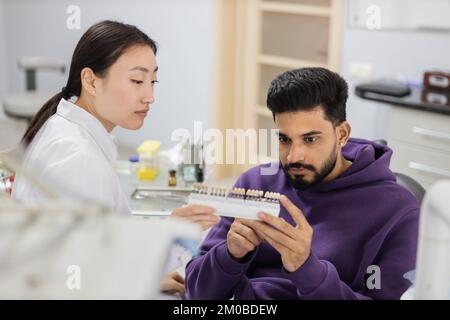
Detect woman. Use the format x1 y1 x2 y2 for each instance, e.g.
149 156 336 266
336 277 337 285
12 20 219 296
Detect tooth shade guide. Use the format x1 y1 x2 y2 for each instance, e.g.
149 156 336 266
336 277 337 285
187 185 280 220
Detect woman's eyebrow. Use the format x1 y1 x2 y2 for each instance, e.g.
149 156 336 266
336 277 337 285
129 65 159 73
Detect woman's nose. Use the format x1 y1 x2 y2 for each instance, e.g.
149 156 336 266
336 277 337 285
143 87 155 105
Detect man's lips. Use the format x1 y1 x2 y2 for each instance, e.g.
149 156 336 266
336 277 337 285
288 167 309 174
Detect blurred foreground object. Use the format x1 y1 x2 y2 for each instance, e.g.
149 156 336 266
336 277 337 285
0 199 201 299
0 143 201 299
414 180 450 299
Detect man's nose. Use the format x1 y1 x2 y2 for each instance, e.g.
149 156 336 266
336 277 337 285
286 143 306 163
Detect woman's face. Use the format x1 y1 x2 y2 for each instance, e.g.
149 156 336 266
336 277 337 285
94 45 158 131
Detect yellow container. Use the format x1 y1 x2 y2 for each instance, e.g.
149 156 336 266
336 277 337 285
136 140 161 181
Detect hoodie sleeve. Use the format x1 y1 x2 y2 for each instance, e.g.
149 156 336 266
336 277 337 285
185 173 258 300
185 219 300 300
185 216 255 299
282 209 419 300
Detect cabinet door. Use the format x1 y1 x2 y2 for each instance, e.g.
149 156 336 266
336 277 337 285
390 140 450 187
389 107 450 154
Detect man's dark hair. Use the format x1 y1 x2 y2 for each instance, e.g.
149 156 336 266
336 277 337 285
266 67 348 126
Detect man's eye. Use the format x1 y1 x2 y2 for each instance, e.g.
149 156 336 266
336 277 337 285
304 136 318 143
151 80 159 85
131 80 143 84
279 136 290 143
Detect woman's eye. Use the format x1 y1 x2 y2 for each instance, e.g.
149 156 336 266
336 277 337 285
304 136 318 143
131 80 143 84
151 80 159 85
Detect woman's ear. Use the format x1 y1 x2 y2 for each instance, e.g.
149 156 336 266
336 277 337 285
337 121 351 147
80 67 97 96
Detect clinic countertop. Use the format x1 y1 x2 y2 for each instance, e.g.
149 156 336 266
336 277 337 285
354 85 450 116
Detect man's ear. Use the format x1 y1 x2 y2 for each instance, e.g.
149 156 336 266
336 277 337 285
337 121 351 147
80 67 97 96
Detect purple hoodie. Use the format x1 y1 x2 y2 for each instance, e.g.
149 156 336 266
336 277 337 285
185 138 420 300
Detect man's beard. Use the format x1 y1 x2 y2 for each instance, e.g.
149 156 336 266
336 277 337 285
282 144 338 190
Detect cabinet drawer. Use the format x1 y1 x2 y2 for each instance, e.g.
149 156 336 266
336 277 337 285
390 140 450 185
389 107 450 153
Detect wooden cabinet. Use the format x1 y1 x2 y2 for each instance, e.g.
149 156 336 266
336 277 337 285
213 0 343 180
388 107 450 189
244 0 343 137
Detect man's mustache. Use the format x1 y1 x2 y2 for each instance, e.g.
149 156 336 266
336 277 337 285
284 162 316 172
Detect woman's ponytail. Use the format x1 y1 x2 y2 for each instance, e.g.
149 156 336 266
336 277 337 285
21 91 66 146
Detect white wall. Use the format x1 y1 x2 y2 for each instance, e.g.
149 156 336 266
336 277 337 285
341 2 450 140
2 0 217 149
0 0 7 119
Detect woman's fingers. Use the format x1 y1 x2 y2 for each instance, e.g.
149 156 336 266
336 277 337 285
172 205 216 217
171 205 221 230
161 272 186 296
170 272 185 284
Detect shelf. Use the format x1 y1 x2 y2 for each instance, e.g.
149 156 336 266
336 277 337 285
258 54 328 69
260 1 331 17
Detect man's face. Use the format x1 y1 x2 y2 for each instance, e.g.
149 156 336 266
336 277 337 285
275 107 340 190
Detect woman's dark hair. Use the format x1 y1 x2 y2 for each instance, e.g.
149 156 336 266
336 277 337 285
22 20 157 145
266 67 348 126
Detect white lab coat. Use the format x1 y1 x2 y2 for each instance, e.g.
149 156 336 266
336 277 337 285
12 98 131 214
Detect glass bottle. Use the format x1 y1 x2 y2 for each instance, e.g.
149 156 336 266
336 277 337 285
168 169 177 187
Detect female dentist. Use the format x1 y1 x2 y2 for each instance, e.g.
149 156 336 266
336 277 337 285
12 20 219 296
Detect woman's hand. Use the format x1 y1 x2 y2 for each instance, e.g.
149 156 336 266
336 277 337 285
161 271 185 297
171 204 220 231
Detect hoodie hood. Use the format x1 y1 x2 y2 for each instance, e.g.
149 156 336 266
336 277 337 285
298 137 396 193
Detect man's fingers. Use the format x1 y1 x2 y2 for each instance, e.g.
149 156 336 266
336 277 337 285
257 211 299 240
279 195 309 228
231 232 256 252
252 220 297 249
260 231 289 256
233 222 261 246
238 219 264 242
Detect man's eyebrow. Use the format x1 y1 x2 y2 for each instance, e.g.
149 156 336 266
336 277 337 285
129 65 159 72
276 131 322 137
301 131 322 137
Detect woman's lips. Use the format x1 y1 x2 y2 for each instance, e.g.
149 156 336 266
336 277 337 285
135 110 148 117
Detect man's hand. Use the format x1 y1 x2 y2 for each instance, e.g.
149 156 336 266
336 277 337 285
227 218 263 260
250 195 313 272
171 204 220 231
